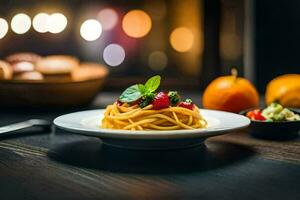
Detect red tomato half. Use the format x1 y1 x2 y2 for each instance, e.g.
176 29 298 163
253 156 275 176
246 109 266 121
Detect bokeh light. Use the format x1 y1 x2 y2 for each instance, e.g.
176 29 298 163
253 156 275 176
80 19 102 41
0 18 9 39
148 51 168 71
103 44 125 66
170 27 194 52
11 13 31 34
122 10 152 38
33 13 49 33
48 13 68 34
97 8 118 30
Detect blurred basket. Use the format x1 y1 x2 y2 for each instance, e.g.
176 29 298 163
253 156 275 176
0 67 108 107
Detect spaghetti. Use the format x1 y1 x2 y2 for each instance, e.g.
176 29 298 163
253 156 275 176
101 102 207 131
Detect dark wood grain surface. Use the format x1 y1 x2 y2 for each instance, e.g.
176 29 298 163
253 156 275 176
0 92 299 200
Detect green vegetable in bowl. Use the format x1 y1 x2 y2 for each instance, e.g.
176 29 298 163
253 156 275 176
262 103 300 122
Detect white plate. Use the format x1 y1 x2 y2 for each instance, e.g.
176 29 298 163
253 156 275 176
54 109 250 150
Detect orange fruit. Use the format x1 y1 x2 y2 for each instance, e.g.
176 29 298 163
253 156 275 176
265 74 300 108
202 69 259 113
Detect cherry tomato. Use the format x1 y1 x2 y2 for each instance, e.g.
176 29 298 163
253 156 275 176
178 101 194 110
246 109 266 121
152 92 170 110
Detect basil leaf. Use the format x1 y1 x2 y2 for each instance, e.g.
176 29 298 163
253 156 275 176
119 84 142 102
144 75 161 93
138 84 146 94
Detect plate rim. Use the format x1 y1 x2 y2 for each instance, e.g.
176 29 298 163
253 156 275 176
53 109 250 140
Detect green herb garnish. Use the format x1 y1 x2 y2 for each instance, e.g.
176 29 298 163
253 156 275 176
119 85 143 103
119 75 161 103
185 98 193 103
144 75 161 93
168 91 180 106
139 93 155 108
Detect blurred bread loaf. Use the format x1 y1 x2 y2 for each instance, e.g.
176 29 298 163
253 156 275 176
36 55 79 82
72 62 108 81
5 52 41 77
5 52 41 64
14 71 44 81
0 60 13 80
10 61 35 73
2 53 109 83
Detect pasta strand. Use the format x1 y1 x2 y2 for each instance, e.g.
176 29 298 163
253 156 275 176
101 103 207 130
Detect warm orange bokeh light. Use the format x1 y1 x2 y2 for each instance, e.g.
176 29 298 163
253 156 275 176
122 10 152 38
170 27 194 52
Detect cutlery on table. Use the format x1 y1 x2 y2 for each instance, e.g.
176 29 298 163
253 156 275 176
0 119 52 137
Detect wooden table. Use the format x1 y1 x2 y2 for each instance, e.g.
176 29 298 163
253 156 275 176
0 92 299 200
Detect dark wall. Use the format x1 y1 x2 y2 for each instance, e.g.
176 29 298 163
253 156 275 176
255 0 300 92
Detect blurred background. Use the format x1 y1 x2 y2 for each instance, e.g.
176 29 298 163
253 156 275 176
0 0 299 92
